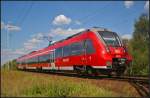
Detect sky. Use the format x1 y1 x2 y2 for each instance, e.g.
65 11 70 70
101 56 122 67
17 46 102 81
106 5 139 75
1 1 149 65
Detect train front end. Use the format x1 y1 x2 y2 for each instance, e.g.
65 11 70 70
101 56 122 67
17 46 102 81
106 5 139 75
96 30 132 75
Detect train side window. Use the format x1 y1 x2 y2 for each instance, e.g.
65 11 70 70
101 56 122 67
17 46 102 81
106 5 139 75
22 60 26 65
71 42 84 55
39 55 43 63
18 61 21 64
50 51 55 62
16 61 19 64
21 61 24 64
31 58 34 64
27 57 38 64
26 59 29 64
45 54 50 62
39 54 50 63
35 57 38 63
21 61 23 64
84 39 95 54
39 56 43 63
30 58 34 64
28 58 32 64
55 47 63 58
63 45 71 57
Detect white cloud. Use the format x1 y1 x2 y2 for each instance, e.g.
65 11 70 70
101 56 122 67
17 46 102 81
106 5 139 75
32 33 44 40
121 34 132 39
5 24 21 32
1 48 27 65
24 36 43 50
75 20 81 25
24 43 34 50
28 38 41 44
144 1 149 11
52 15 71 25
24 38 41 50
1 21 5 29
1 21 21 32
22 32 54 50
1 49 26 56
51 28 85 37
124 1 134 8
14 49 26 55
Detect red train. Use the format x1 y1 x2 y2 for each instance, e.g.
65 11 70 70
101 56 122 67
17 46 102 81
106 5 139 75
16 27 132 76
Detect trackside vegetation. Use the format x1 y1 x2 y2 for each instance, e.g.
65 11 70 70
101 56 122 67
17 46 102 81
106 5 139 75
1 70 117 97
1 70 139 97
126 13 149 75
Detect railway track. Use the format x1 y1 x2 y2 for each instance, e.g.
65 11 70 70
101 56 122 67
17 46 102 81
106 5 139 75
110 75 149 97
21 69 149 97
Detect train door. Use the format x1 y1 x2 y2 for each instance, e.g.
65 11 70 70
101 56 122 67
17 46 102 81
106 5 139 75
50 50 56 70
83 40 88 66
84 39 96 66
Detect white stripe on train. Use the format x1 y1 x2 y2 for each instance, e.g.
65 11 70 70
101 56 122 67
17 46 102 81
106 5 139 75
18 66 107 70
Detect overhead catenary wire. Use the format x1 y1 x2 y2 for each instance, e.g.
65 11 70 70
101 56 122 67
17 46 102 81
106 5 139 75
68 3 111 29
15 4 27 26
18 1 34 27
5 2 34 69
69 2 139 32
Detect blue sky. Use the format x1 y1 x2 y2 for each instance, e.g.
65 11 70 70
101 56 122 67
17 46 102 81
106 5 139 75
1 1 149 65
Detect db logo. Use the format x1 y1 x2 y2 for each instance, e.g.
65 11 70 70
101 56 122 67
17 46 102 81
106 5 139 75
63 58 69 62
115 49 120 53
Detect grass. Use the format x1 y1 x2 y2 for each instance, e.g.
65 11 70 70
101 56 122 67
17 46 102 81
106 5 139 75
1 70 139 97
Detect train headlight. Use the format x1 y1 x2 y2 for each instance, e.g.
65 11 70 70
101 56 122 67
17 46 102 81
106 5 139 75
102 50 105 54
106 47 110 53
106 61 112 66
119 58 126 64
123 49 126 53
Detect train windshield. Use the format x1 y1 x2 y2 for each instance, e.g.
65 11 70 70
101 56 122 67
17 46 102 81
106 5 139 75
98 31 122 47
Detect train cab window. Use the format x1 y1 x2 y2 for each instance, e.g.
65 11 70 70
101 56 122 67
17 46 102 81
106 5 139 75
63 45 71 57
98 31 122 47
84 39 95 54
71 42 84 55
55 47 63 58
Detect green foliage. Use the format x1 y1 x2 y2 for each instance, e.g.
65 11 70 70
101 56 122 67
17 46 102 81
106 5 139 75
25 81 113 97
2 59 17 70
127 13 149 75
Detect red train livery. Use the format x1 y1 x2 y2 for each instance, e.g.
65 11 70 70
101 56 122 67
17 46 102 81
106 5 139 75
16 27 132 75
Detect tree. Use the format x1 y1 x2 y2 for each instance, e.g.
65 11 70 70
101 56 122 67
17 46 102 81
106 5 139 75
2 59 17 70
128 13 149 75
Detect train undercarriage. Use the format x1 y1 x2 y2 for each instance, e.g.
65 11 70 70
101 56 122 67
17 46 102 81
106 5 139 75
73 58 130 76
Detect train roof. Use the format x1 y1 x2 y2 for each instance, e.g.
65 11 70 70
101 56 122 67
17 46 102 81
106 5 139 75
50 27 111 46
17 27 112 61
